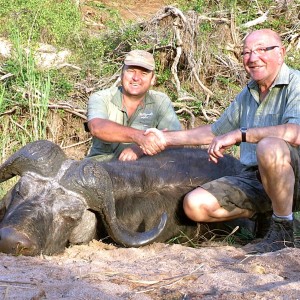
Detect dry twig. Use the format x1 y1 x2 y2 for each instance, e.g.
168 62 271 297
133 264 204 294
48 103 87 120
9 116 31 138
61 137 92 149
241 10 269 28
149 6 214 100
0 73 14 81
0 106 18 117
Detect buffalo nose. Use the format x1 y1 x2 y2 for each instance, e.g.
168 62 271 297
0 227 37 255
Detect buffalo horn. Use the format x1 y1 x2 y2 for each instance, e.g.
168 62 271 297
0 140 67 183
60 159 168 247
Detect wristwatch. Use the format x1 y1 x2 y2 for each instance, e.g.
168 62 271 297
240 127 247 143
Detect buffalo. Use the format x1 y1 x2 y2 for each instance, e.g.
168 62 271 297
0 140 253 256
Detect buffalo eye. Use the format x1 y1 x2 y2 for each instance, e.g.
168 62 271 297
14 185 24 199
13 180 31 200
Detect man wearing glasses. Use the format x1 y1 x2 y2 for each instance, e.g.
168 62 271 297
143 29 300 253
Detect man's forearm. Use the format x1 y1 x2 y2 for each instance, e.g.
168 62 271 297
89 119 142 143
89 118 166 154
245 124 300 145
164 125 215 147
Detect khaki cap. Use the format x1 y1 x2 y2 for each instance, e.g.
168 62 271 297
124 50 155 71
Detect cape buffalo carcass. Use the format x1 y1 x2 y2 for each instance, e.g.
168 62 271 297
0 140 250 256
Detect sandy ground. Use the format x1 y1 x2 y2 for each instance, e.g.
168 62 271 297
1 241 300 300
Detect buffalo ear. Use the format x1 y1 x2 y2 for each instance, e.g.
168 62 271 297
69 210 97 244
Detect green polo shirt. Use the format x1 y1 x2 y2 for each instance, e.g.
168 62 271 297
211 63 300 167
87 86 181 158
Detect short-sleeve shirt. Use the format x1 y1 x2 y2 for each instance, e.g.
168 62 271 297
211 63 300 167
87 86 181 157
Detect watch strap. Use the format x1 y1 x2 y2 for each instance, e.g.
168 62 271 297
240 127 247 143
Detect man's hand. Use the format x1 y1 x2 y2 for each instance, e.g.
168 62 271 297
208 130 240 163
144 128 166 141
138 128 167 155
118 145 144 161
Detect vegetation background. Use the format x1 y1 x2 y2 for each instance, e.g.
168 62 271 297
0 0 299 198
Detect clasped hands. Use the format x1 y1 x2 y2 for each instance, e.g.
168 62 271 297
139 128 240 163
138 128 167 155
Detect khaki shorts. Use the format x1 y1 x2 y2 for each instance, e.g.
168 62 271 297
201 143 300 213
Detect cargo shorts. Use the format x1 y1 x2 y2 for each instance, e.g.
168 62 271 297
201 142 300 213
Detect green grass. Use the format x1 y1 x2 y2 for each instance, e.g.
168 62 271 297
168 223 255 248
1 29 51 145
286 44 300 71
0 84 5 113
0 0 82 47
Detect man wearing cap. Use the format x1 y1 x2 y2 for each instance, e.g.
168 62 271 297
86 49 181 161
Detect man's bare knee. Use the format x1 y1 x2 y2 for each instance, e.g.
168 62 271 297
183 188 218 222
257 137 290 167
257 137 288 155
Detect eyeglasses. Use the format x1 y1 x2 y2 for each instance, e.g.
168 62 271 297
241 46 280 57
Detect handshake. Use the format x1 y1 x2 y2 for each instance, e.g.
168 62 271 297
136 125 242 164
138 128 167 156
